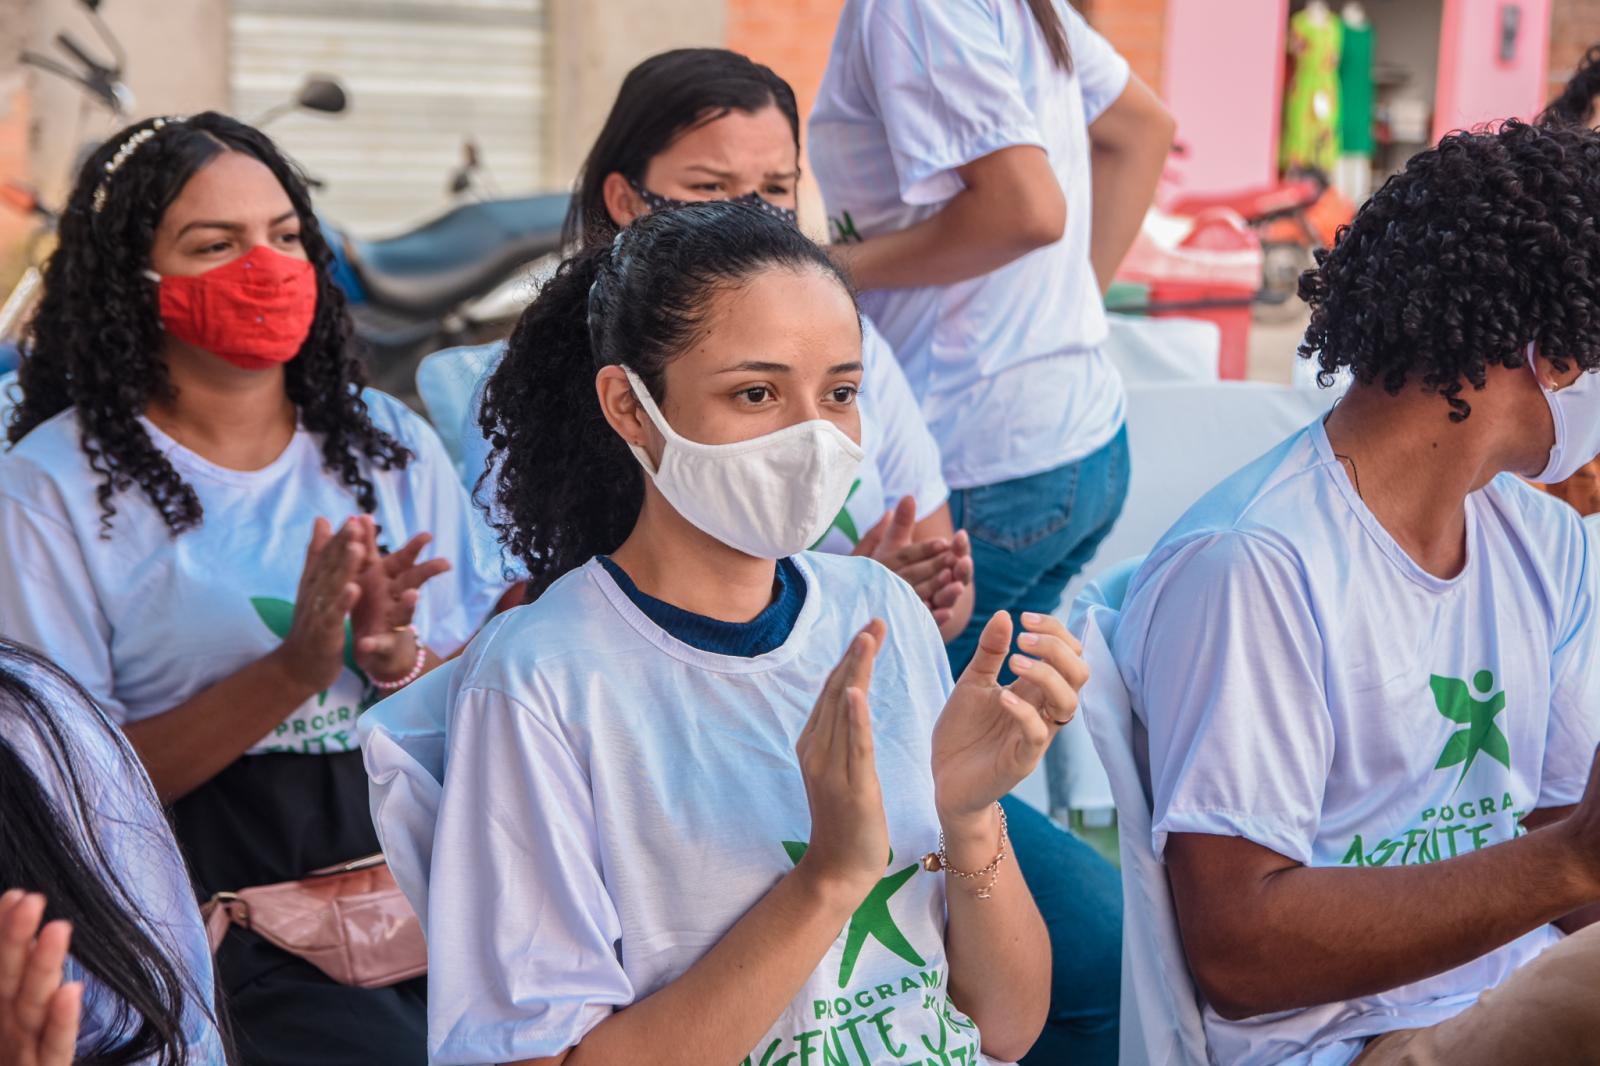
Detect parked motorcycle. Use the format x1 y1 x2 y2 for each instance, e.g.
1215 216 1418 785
320 192 566 401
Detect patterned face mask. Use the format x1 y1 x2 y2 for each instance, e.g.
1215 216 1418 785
629 177 799 228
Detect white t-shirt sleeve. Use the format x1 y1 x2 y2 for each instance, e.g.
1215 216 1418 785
859 0 1049 204
426 683 630 1064
861 320 948 520
1130 533 1333 865
1061 2 1132 122
0 484 127 722
1541 522 1600 808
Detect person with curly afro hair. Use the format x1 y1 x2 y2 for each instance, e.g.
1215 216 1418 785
1108 119 1600 1065
0 112 510 1064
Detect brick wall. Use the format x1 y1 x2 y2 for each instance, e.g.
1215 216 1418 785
725 0 845 237
0 0 28 290
1549 0 1600 99
1077 0 1169 92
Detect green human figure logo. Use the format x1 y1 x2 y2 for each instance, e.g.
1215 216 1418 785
809 479 864 550
1429 670 1510 791
782 840 925 987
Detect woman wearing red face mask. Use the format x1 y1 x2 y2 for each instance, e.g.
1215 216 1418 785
0 113 510 1064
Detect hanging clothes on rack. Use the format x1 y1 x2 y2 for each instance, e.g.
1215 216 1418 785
1281 2 1343 174
1335 1 1375 201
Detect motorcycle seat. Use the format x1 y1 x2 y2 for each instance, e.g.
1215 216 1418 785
343 194 568 319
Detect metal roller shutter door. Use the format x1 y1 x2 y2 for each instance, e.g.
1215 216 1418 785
230 0 547 236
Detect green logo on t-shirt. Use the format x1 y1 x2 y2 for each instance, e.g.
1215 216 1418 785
783 841 925 987
830 210 864 245
809 479 864 550
250 595 380 752
1429 670 1511 791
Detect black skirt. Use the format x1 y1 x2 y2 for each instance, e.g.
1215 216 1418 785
170 750 427 1066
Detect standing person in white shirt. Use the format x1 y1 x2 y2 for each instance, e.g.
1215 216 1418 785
808 0 1172 679
0 113 508 1064
1114 122 1600 1066
364 201 1090 1065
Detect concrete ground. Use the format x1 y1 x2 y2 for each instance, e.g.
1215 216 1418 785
1246 303 1312 384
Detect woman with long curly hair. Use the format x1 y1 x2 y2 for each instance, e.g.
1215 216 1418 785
0 112 507 1064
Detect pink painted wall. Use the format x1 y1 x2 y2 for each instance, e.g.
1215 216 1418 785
1434 0 1551 139
1160 0 1288 199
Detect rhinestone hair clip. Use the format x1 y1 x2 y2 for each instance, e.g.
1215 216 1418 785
92 115 187 214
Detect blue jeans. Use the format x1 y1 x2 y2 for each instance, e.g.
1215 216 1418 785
946 426 1131 678
949 429 1130 1066
1001 795 1122 1066
948 427 1132 813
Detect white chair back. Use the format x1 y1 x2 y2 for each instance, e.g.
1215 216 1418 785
413 341 505 482
1077 561 1210 1066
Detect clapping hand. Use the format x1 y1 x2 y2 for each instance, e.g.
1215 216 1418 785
0 891 80 1066
931 611 1089 828
349 515 451 682
794 621 892 904
854 496 973 630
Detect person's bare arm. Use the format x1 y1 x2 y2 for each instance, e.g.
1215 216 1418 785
124 518 366 802
507 862 866 1066
1166 751 1600 1020
937 612 1086 1060
128 516 451 802
830 146 1065 292
1086 74 1176 294
1521 805 1600 932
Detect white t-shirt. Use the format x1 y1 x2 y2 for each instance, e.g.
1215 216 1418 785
816 317 950 553
456 318 949 566
809 0 1130 489
2 655 225 1063
0 392 507 756
364 552 999 1066
1112 421 1600 1066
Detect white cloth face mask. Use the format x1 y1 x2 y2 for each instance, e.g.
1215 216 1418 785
1530 347 1600 484
621 366 865 559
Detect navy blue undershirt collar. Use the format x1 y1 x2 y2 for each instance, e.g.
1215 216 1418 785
597 556 806 658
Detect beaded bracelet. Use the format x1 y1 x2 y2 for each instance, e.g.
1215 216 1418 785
920 801 1009 900
370 625 426 691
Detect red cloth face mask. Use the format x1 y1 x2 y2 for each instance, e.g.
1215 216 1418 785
148 245 318 370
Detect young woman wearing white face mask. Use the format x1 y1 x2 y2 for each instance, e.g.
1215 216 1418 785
363 202 1090 1065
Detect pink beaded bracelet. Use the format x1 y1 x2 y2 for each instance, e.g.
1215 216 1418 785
371 624 426 691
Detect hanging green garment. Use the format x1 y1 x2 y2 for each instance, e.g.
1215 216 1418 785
1281 9 1343 173
1339 19 1375 156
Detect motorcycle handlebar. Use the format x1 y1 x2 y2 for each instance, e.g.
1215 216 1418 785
56 31 109 77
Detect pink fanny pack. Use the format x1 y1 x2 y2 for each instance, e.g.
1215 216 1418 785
202 854 426 989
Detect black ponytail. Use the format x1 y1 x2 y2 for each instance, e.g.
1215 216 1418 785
478 201 856 596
